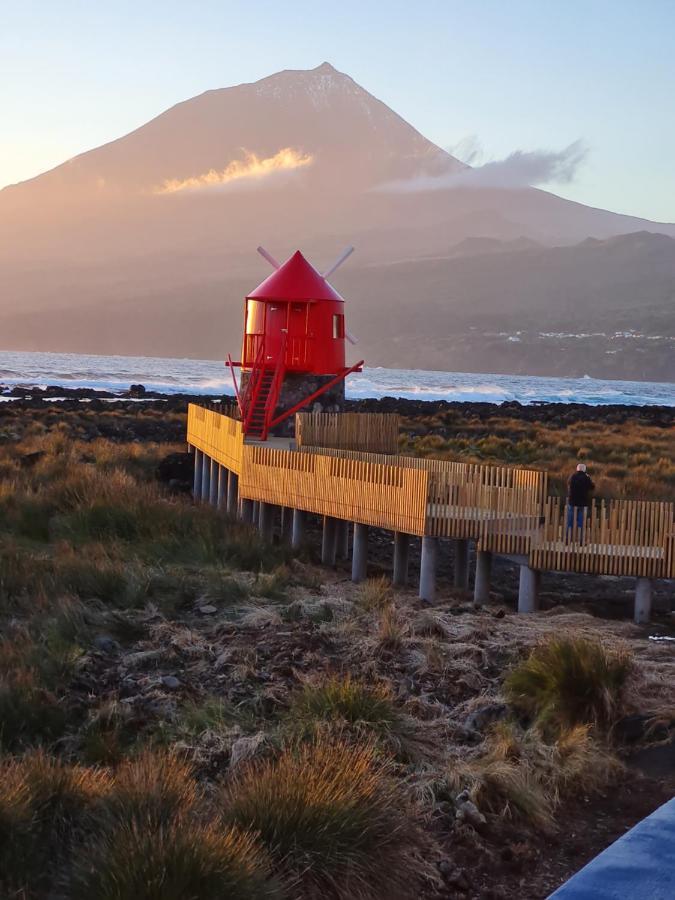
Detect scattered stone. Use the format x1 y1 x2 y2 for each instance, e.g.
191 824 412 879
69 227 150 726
455 790 487 831
443 866 471 892
126 648 166 668
464 702 509 735
161 675 181 691
93 635 119 654
229 733 267 769
198 604 218 615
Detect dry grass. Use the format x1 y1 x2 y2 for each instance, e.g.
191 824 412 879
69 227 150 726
69 817 279 900
223 737 432 899
0 409 671 897
284 675 418 758
401 414 675 501
357 575 393 610
377 603 407 652
0 750 111 893
100 750 198 828
504 635 633 736
448 720 623 830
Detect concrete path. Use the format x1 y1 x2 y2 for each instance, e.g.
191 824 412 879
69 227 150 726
549 797 675 899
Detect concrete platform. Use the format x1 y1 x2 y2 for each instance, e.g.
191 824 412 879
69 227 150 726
549 797 675 899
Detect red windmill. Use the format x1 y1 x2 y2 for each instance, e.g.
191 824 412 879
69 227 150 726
227 247 363 440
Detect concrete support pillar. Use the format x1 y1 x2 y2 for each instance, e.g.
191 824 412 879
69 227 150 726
419 536 439 603
336 520 350 560
453 539 470 590
209 458 219 506
352 523 369 583
259 502 275 543
634 577 653 624
280 507 293 543
240 498 254 525
291 509 306 550
200 454 211 503
393 531 410 586
217 465 227 510
227 472 239 517
473 550 492 606
193 448 203 500
321 516 338 566
518 565 541 613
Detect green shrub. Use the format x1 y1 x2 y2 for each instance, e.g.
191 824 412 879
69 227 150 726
223 737 428 899
504 636 632 735
179 697 255 736
286 675 407 746
255 565 291 600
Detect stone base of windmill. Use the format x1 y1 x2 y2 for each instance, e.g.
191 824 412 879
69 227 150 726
240 372 345 438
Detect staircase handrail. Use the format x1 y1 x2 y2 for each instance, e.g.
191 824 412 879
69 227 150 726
241 339 266 431
260 332 288 440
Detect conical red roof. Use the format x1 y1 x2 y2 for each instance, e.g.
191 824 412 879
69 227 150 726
247 251 344 302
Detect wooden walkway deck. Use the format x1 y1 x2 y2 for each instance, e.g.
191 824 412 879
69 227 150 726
187 405 675 616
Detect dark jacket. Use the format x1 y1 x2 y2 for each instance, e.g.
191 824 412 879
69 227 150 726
567 471 595 507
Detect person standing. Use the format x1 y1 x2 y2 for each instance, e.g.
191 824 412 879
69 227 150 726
567 463 595 534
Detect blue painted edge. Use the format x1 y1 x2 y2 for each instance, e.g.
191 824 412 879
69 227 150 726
548 796 675 900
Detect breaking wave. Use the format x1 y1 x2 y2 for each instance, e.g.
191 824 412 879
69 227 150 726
0 351 673 407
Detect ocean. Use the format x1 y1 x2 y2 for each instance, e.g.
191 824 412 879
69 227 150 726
0 350 673 407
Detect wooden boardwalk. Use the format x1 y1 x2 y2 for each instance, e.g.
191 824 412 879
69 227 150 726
187 405 674 618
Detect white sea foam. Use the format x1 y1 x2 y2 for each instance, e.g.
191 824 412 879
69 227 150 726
0 350 673 407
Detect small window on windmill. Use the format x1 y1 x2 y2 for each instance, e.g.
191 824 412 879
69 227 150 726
332 314 344 339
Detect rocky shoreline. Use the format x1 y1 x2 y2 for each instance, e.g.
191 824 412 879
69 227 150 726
2 383 673 425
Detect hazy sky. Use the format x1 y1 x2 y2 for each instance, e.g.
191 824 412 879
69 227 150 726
2 0 674 221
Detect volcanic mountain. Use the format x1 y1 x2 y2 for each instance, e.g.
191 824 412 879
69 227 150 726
1 62 674 380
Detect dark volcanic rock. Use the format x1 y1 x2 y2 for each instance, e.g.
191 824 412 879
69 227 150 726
156 451 194 492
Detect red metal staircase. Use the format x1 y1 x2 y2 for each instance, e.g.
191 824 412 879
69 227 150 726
229 333 364 442
241 335 286 441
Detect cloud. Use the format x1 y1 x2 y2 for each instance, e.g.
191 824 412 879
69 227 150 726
155 148 313 194
379 139 588 192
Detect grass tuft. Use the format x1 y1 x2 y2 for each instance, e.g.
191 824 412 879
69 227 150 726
504 636 632 735
69 817 280 900
223 737 428 899
285 674 411 752
100 749 197 828
448 720 623 829
357 576 393 611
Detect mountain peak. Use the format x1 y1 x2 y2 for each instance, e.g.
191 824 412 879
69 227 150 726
313 61 339 74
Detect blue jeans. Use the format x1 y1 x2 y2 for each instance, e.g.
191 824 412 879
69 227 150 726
566 505 585 534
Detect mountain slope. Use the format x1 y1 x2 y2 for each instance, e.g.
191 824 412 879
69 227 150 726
1 63 674 380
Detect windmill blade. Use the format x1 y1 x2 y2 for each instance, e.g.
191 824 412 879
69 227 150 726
346 330 359 345
323 245 354 280
257 246 280 269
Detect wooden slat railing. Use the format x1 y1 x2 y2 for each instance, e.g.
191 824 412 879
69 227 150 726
296 412 400 454
530 497 675 578
239 443 428 535
187 404 244 475
188 405 675 578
